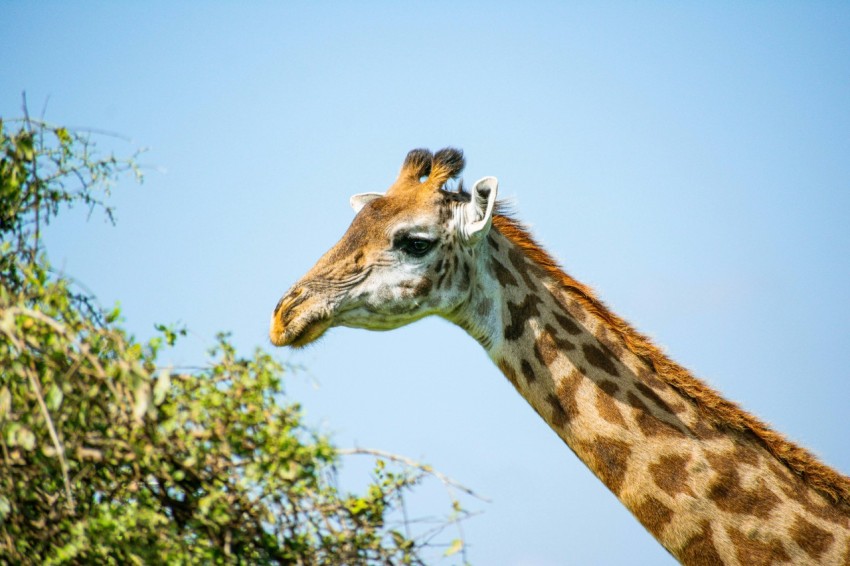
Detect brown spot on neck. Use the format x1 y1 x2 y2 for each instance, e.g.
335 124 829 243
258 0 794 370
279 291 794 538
487 232 501 251
498 359 520 389
582 343 619 377
706 451 781 519
546 393 568 428
727 526 790 566
766 459 850 527
554 369 583 425
791 514 835 560
490 256 519 287
520 359 536 385
476 296 493 317
581 436 632 496
553 308 582 336
627 392 687 438
534 324 572 366
650 453 694 498
595 381 627 427
504 294 542 341
634 496 674 539
508 246 540 290
634 382 675 416
677 522 722 565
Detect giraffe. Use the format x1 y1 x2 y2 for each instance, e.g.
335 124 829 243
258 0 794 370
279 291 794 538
270 148 850 564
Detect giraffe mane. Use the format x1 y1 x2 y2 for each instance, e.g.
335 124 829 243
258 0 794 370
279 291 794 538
491 212 850 506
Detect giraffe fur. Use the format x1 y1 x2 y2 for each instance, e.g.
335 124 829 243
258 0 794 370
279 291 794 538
270 148 850 564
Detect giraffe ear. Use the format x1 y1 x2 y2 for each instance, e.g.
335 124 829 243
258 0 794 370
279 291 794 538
350 192 383 213
462 176 498 243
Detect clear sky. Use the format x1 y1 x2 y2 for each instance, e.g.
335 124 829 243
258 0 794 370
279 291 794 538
3 3 849 564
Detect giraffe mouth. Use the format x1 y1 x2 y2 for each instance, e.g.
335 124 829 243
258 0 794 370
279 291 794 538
288 315 332 348
270 286 334 348
270 311 332 348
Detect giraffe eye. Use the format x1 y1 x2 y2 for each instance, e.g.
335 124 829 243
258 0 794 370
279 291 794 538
397 236 435 258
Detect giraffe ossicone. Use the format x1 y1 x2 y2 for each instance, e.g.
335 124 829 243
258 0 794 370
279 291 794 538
270 148 850 564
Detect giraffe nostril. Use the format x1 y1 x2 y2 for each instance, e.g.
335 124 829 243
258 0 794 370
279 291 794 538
273 296 285 316
274 287 308 318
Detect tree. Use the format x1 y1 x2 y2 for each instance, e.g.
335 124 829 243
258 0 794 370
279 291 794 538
0 110 477 564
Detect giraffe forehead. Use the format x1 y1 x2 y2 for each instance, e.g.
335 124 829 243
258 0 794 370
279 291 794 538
354 192 449 237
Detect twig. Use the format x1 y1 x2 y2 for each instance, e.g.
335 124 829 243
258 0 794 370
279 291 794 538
2 316 75 511
337 447 490 503
25 360 75 511
21 94 41 263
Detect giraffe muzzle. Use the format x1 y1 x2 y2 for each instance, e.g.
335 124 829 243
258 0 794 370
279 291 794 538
270 287 334 348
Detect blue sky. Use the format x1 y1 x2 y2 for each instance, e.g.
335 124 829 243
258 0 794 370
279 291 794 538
3 3 849 564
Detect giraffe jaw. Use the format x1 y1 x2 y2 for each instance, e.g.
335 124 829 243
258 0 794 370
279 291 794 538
270 312 332 348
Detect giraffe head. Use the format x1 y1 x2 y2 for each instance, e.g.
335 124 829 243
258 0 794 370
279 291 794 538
270 148 499 347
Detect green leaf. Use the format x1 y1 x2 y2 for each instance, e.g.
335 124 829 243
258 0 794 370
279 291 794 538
18 427 35 451
54 127 71 145
16 132 34 161
0 386 10 421
444 538 463 557
10 424 36 451
345 497 369 516
105 303 122 323
153 370 170 406
45 383 64 412
390 530 406 547
132 382 150 422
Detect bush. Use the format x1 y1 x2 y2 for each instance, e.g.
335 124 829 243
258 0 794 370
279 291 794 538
0 113 475 564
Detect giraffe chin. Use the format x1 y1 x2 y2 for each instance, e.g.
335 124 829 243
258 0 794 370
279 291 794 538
271 315 332 348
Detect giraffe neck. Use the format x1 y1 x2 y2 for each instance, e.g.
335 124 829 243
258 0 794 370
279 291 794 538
452 215 850 564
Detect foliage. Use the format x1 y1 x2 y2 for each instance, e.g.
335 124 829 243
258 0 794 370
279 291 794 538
0 112 142 291
0 113 476 564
